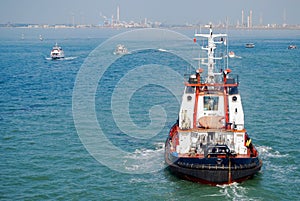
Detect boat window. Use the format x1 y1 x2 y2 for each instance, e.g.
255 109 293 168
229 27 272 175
185 86 195 94
203 96 219 111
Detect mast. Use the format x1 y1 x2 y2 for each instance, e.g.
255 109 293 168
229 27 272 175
194 24 227 86
192 24 233 129
181 24 238 131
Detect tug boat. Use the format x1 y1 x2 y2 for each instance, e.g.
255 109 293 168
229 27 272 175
165 24 262 185
50 43 65 59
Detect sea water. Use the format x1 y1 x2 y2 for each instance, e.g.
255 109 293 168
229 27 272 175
0 27 299 200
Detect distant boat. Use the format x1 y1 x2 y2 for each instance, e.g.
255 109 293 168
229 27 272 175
113 44 128 55
39 34 43 41
288 45 297 49
245 43 255 48
228 51 235 58
50 43 65 59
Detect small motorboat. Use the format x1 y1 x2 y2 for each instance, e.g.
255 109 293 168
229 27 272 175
288 45 297 49
113 44 128 55
50 43 65 59
245 43 255 48
228 51 235 58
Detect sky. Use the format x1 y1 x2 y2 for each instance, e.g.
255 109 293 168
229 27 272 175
0 0 299 25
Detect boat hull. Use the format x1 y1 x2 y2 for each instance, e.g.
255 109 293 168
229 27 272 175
165 136 262 185
51 56 64 60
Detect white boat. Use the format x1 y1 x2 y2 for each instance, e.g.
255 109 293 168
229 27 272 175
113 44 128 55
288 45 297 49
50 43 65 59
228 51 235 58
245 43 255 48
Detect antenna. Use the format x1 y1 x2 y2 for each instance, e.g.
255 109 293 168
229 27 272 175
225 17 229 70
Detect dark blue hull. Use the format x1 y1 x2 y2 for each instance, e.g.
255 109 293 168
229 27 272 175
165 137 262 185
51 57 64 60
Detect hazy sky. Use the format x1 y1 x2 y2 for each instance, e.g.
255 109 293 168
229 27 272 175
0 0 299 25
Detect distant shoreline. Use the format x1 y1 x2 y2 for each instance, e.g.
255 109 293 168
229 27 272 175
1 23 300 30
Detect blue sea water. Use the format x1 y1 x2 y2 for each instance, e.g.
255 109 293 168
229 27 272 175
0 27 300 200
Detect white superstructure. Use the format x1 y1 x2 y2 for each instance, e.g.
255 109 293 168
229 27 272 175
50 43 64 59
165 24 262 185
176 24 247 155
